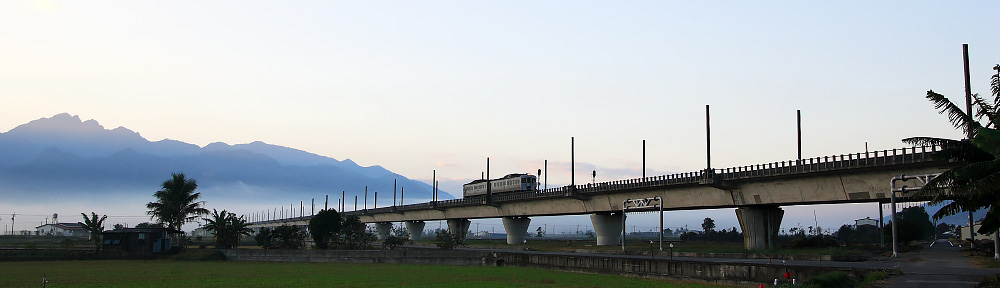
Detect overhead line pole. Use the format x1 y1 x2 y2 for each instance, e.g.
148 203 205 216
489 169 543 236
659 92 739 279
963 43 976 248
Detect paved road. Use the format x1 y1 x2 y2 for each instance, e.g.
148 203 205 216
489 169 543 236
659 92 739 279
878 239 996 288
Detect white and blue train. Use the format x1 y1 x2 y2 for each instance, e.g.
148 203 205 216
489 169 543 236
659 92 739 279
463 173 538 197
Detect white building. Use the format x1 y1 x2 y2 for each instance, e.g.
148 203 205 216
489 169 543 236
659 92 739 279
855 217 878 227
35 222 89 237
959 221 996 241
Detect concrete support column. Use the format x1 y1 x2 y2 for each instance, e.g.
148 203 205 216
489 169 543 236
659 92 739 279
591 213 624 246
404 221 426 241
446 219 471 238
736 205 784 250
374 222 392 241
502 217 531 244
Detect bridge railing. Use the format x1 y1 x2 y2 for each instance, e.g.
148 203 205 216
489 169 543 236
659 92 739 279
543 145 943 196
716 145 941 180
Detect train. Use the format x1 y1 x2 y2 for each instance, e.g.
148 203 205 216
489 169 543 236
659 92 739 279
463 173 538 197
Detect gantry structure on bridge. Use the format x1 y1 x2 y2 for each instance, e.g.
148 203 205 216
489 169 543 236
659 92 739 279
248 145 952 250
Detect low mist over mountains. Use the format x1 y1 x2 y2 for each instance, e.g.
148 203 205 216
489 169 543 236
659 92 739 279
0 113 451 207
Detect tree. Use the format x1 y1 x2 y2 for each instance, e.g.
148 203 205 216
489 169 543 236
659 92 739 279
146 173 209 230
338 215 375 250
79 212 107 252
202 209 230 248
701 217 716 232
904 64 1000 234
382 226 410 250
202 209 253 249
254 227 276 249
886 206 935 243
257 225 306 249
308 209 342 250
135 222 164 228
936 223 956 237
836 225 855 244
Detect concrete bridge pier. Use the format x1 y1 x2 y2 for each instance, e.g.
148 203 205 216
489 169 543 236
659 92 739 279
591 213 624 246
736 205 784 250
446 219 471 238
502 217 531 244
404 221 426 241
374 222 392 241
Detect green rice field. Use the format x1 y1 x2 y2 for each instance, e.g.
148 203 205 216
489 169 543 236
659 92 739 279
0 260 733 288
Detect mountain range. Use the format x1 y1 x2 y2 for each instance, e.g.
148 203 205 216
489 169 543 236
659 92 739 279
0 113 451 207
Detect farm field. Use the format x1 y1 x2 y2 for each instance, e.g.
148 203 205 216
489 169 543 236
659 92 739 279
0 260 733 288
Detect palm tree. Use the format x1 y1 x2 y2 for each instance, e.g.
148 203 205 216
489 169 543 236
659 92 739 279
79 212 107 251
202 209 253 248
227 214 253 248
903 64 1000 234
146 173 209 230
202 209 230 248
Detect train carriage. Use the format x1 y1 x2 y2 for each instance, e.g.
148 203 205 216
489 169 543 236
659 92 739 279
463 173 538 197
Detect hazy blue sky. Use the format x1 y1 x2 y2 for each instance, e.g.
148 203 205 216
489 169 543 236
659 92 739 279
2 1 998 231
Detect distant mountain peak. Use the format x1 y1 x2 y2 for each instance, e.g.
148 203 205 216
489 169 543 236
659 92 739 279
8 113 105 135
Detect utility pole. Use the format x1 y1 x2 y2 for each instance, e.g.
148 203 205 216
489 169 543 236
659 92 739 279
963 43 976 248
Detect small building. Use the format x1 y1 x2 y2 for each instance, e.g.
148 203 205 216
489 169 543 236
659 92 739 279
101 228 183 254
190 226 213 238
855 217 879 227
35 222 89 237
959 221 996 241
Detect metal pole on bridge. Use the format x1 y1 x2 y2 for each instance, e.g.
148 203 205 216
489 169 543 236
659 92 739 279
364 186 368 210
642 140 646 180
544 160 548 190
705 105 711 171
325 195 328 211
797 110 802 162
393 179 397 207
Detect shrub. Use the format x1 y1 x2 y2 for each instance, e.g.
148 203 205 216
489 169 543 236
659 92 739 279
803 271 857 288
434 229 465 250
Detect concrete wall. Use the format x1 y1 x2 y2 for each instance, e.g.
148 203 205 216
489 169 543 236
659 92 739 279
489 252 882 286
222 248 880 286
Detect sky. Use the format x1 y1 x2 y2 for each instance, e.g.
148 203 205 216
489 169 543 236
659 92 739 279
2 1 999 233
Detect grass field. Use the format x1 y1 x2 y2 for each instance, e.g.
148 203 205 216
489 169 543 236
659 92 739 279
0 260 733 288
